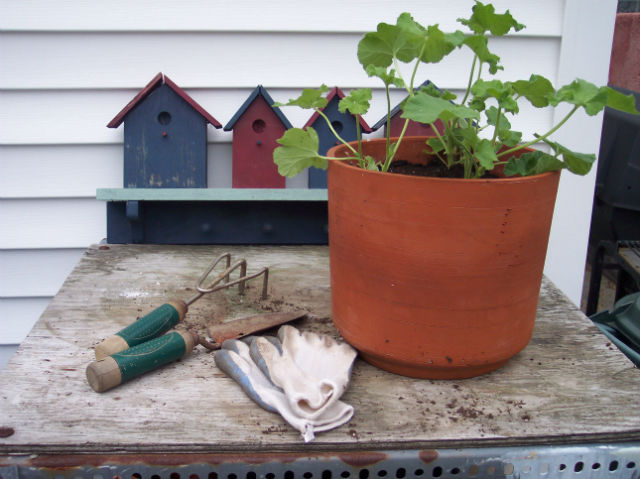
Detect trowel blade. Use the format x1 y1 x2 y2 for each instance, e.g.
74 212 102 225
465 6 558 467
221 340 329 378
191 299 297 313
208 311 305 344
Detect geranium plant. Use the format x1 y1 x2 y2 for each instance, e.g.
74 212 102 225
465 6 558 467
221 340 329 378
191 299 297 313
273 1 638 179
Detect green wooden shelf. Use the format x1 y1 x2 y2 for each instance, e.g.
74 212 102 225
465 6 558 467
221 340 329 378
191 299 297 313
96 188 328 202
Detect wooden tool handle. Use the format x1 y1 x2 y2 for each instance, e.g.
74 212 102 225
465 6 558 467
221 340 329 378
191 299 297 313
86 330 197 393
94 300 187 359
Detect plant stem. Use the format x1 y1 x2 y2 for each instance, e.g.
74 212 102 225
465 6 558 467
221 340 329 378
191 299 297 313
382 51 425 171
383 118 410 172
497 105 579 158
356 115 363 162
319 154 360 161
317 109 359 156
461 55 478 105
385 84 392 158
409 51 423 93
476 61 483 82
491 106 502 145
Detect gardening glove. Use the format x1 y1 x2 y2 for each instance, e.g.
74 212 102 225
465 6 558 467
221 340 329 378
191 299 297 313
214 329 356 442
250 325 357 420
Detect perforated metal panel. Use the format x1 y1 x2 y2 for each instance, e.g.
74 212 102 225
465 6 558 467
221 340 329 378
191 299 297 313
2 443 639 479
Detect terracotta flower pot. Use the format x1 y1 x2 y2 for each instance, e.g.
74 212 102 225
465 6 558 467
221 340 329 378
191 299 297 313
327 137 561 379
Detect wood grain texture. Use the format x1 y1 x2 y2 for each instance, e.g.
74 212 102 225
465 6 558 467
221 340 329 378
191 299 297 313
0 245 638 454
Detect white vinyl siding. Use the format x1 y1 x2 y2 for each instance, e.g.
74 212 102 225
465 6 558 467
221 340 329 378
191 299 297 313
0 0 616 348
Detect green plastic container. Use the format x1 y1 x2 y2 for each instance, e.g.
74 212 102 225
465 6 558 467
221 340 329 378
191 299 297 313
590 292 640 367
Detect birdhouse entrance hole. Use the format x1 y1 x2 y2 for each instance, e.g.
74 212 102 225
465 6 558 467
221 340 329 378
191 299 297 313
157 111 172 125
252 119 266 133
331 120 343 134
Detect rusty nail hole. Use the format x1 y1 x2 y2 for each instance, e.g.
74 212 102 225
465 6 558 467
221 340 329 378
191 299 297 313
99 245 110 250
0 427 14 438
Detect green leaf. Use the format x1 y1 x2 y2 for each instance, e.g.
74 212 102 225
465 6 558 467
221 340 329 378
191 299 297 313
395 12 428 50
363 156 380 171
274 85 329 110
420 82 457 101
458 1 525 36
498 129 522 148
474 139 498 170
503 150 564 177
426 137 445 154
420 24 461 63
604 86 640 114
357 18 416 68
365 65 405 88
485 106 522 147
562 149 596 175
395 14 462 64
402 91 480 124
273 128 326 177
544 139 596 175
445 30 467 48
552 79 607 115
338 88 372 116
485 106 511 130
552 80 639 116
511 74 555 108
463 35 502 74
471 79 519 113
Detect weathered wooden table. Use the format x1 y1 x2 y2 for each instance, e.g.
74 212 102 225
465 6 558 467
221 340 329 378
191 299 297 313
1 245 639 479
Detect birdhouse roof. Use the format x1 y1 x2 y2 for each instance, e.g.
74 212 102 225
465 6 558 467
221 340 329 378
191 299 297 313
371 80 438 131
107 73 222 128
303 87 372 132
223 85 293 131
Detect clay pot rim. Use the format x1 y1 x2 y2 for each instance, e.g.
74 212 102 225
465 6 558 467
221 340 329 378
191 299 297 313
327 137 561 184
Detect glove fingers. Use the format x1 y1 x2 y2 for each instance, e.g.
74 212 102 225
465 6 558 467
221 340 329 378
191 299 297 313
252 335 341 419
279 326 357 384
249 335 282 384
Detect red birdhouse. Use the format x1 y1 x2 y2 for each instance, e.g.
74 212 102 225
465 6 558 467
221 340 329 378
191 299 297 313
224 85 292 188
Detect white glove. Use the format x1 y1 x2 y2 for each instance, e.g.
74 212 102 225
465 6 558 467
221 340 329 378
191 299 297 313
251 325 357 420
214 326 357 442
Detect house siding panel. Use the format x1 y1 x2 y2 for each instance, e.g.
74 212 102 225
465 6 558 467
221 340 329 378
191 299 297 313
0 0 617 346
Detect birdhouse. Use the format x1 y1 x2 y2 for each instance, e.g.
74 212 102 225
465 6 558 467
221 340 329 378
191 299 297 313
107 73 222 188
304 87 372 189
372 80 444 138
224 85 292 188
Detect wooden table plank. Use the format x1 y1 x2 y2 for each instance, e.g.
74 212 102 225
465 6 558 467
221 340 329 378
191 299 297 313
0 244 639 454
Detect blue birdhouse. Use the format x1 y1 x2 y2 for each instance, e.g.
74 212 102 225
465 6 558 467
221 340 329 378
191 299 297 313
304 87 372 188
107 73 222 188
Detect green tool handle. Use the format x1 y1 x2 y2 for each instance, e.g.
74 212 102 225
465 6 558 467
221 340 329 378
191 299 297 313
94 300 188 359
86 330 197 393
